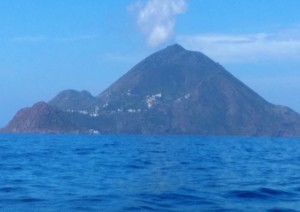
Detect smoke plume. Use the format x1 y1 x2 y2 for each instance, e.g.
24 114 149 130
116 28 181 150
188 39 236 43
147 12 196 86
131 0 187 47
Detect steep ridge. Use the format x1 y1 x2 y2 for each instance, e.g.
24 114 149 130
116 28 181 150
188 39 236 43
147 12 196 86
2 44 300 136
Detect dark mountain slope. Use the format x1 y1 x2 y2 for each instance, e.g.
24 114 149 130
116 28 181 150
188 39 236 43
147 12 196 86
49 90 96 111
97 44 225 110
93 44 300 136
2 44 300 136
1 102 80 133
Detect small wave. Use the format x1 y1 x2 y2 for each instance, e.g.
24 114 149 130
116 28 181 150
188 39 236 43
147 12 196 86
19 197 45 203
149 150 167 154
70 195 104 203
74 147 96 155
102 143 119 148
126 164 144 169
137 192 214 207
229 190 269 199
0 187 23 193
0 197 46 203
70 205 98 211
228 187 295 200
259 188 293 196
268 208 298 212
124 205 156 211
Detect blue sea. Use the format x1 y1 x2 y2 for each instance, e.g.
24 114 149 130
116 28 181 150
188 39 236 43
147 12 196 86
1 135 300 211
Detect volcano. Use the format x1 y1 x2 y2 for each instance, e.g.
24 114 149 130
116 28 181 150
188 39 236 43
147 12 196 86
2 44 300 136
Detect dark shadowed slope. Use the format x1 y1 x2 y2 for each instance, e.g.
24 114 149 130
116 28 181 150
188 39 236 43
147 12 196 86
2 44 300 136
49 90 97 112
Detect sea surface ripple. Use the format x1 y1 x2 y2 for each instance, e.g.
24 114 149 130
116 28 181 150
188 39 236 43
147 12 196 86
0 134 300 211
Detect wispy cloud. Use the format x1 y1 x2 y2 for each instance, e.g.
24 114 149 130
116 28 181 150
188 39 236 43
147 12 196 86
129 0 187 47
10 34 98 43
177 26 300 63
55 34 98 42
12 35 48 42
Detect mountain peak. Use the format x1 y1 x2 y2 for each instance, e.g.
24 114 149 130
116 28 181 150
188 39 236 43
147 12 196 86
165 44 185 51
48 89 96 111
159 44 186 55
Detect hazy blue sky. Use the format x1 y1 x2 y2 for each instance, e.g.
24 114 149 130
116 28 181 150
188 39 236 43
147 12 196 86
1 0 300 127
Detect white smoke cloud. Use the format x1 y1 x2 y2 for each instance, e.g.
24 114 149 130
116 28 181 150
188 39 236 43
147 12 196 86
130 0 187 47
